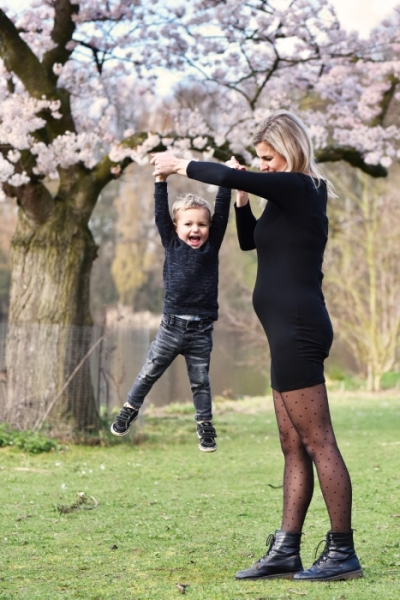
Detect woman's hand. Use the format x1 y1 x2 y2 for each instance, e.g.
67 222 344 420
225 156 249 207
150 152 190 178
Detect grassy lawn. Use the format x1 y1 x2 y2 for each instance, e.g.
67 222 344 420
0 392 399 599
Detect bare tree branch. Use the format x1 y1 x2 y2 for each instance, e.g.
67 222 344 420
316 145 388 178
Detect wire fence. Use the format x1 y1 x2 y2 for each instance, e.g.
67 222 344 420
0 322 155 434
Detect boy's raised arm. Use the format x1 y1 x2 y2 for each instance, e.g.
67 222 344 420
154 180 175 247
209 186 231 250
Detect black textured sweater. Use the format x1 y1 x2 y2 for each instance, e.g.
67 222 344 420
155 182 231 321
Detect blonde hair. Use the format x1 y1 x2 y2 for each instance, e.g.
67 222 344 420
172 193 212 222
253 110 335 196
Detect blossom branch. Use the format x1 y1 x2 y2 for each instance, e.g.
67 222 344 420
0 9 55 99
41 0 78 82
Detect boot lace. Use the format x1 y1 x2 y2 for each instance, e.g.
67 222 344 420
313 539 329 564
257 533 276 564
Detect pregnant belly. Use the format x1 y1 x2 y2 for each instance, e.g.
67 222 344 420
252 280 332 340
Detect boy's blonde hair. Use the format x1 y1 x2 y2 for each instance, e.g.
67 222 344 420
253 109 336 196
172 193 212 222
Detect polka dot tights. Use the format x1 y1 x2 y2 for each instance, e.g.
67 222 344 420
273 383 352 533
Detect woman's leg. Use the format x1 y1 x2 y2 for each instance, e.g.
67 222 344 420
273 389 314 533
279 383 352 532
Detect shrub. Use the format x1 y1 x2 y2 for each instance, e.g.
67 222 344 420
0 424 58 453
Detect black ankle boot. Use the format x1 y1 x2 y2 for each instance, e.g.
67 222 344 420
294 530 363 581
235 530 303 580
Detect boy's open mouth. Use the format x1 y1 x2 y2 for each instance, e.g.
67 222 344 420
189 235 201 244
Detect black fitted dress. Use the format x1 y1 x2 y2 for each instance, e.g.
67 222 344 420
187 161 333 392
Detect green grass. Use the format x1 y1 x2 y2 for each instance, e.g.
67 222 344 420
1 392 400 599
381 371 400 390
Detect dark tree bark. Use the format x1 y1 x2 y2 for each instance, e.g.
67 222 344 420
4 179 100 430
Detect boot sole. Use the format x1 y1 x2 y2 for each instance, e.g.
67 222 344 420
236 572 300 581
295 569 363 582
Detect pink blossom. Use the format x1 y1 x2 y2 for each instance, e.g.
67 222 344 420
0 0 398 196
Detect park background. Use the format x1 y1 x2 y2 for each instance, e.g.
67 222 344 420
0 2 399 597
1 0 400 432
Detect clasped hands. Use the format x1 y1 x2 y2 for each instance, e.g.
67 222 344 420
225 156 248 206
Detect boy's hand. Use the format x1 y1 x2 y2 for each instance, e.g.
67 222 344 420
225 156 245 170
225 156 249 207
155 174 167 182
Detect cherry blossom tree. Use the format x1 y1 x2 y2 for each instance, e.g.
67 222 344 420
158 0 400 174
0 0 399 430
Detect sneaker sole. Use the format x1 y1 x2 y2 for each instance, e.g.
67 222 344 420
110 424 130 436
110 415 138 437
198 443 218 452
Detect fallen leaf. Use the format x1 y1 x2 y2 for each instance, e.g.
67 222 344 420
56 492 98 515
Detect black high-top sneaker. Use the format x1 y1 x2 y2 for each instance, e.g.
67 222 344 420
197 421 217 452
110 403 139 436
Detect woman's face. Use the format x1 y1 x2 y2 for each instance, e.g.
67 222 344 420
255 141 287 173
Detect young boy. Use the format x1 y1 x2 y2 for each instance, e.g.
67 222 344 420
110 173 231 451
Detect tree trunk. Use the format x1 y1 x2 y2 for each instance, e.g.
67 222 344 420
3 202 100 432
373 373 381 392
366 363 382 392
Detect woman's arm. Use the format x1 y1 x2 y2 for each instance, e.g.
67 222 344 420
187 161 303 204
235 203 257 251
151 152 306 209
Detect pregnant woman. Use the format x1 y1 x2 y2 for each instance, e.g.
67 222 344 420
151 110 362 582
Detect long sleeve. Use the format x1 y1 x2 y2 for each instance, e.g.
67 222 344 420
209 187 231 250
234 202 257 251
187 161 308 210
154 181 174 247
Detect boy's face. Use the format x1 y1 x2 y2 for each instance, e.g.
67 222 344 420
174 208 210 249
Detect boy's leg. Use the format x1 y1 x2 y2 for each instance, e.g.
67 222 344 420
184 327 213 421
127 323 180 408
111 320 180 436
184 324 217 452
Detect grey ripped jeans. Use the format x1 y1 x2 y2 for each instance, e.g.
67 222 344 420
127 315 214 421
